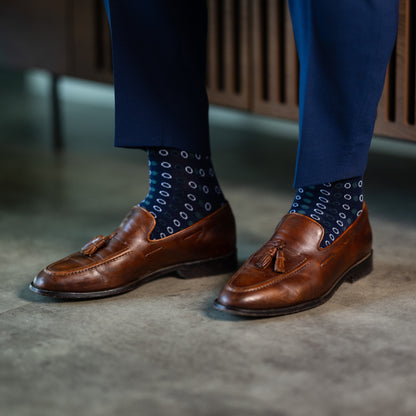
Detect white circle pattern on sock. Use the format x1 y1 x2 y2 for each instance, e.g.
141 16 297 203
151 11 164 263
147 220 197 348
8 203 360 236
140 149 225 239
289 177 363 247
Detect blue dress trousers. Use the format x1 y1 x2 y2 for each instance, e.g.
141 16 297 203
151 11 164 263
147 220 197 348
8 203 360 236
103 0 399 187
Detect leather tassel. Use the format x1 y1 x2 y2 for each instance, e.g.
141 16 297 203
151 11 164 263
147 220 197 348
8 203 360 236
81 233 117 257
274 248 285 273
254 247 277 269
254 239 286 273
81 244 98 257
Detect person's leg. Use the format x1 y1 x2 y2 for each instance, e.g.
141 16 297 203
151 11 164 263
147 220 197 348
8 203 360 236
291 0 399 187
104 0 226 238
104 0 210 153
286 0 399 248
30 1 237 299
215 0 399 317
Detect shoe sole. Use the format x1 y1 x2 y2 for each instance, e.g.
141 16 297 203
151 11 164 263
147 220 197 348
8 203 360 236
213 250 373 318
29 251 237 300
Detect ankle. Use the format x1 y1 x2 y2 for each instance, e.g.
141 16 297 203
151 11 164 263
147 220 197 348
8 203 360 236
139 147 226 239
289 176 364 247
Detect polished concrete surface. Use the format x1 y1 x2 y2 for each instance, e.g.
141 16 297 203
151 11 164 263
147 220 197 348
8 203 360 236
1 69 416 416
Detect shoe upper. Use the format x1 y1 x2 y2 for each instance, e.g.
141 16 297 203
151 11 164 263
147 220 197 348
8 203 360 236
216 204 372 311
32 204 236 293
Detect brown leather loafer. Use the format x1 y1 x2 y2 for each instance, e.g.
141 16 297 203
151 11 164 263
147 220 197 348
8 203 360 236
30 204 237 299
214 203 373 317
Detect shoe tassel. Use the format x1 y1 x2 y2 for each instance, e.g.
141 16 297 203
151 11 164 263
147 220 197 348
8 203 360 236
254 239 286 273
81 232 117 256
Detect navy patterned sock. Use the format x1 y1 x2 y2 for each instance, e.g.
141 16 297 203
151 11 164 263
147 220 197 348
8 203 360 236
139 148 226 239
289 176 364 247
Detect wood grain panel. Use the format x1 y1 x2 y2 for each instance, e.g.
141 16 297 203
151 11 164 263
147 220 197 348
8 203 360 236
375 0 416 141
250 0 298 119
206 0 251 109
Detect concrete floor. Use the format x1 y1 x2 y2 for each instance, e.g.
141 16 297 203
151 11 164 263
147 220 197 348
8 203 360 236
1 69 416 416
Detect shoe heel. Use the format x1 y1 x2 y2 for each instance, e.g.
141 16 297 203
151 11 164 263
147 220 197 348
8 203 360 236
345 250 373 283
177 251 237 279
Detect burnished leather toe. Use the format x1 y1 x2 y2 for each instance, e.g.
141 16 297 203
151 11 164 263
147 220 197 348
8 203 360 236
30 204 237 299
214 204 373 317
